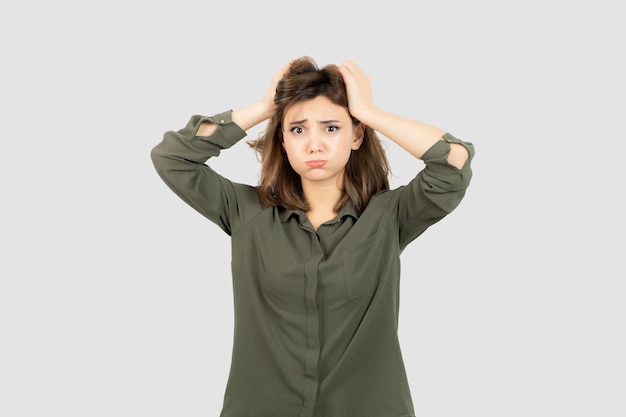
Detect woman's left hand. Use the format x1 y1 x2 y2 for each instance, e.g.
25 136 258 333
338 60 376 121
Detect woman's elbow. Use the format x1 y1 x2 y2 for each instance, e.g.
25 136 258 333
447 143 470 169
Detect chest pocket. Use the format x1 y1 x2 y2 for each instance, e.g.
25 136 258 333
342 231 387 300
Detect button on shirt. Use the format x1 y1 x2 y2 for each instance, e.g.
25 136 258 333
151 111 474 417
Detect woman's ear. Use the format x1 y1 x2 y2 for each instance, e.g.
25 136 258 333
352 123 365 150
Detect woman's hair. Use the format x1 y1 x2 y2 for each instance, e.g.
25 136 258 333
248 56 390 215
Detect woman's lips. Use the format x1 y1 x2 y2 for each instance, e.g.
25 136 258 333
306 160 327 168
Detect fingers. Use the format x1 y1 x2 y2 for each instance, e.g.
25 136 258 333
340 60 370 85
271 62 290 86
277 60 293 78
340 59 362 74
338 60 353 77
342 59 355 67
338 60 374 119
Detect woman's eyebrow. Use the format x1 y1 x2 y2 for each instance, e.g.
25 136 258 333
287 119 342 126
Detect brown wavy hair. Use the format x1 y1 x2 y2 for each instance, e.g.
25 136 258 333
248 56 390 215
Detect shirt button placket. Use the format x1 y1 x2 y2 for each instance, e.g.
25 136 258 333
299 232 322 417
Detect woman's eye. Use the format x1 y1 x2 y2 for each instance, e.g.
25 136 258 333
326 125 339 132
290 127 304 134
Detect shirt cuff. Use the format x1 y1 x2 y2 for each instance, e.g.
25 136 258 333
198 110 235 128
192 110 247 148
422 132 475 163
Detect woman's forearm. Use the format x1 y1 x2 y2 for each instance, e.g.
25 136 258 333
196 101 274 137
358 106 469 169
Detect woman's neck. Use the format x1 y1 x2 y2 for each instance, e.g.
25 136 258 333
302 180 343 229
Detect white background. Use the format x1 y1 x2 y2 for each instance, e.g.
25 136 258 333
1 1 624 416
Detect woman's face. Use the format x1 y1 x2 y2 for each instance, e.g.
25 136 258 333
282 95 363 187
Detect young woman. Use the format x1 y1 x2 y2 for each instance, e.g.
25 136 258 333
151 56 474 417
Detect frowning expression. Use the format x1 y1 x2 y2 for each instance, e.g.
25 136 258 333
282 96 363 187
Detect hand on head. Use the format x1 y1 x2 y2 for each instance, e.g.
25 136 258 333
262 61 293 111
338 60 375 121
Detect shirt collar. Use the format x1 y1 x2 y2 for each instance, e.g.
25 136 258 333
278 200 359 223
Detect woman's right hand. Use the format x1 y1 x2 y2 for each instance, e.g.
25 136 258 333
261 61 292 111
230 61 293 131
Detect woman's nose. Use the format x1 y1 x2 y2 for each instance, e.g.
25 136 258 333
308 134 322 153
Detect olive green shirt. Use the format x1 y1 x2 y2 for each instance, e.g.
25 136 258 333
151 111 474 417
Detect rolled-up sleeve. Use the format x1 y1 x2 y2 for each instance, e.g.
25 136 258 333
150 110 253 235
398 133 475 249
